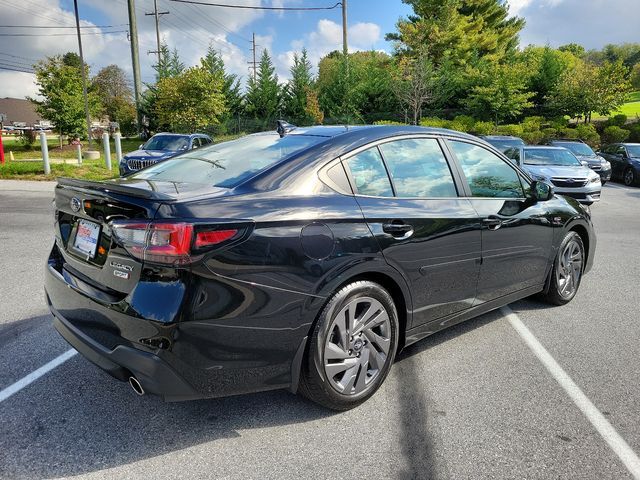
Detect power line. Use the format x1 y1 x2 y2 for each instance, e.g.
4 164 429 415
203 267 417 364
0 24 128 28
0 64 35 74
168 0 341 11
0 31 128 37
146 0 170 63
0 52 39 63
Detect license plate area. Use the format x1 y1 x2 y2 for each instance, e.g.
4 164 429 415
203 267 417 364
71 219 101 259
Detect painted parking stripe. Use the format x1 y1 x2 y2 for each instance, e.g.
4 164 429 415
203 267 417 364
503 306 640 479
0 349 77 403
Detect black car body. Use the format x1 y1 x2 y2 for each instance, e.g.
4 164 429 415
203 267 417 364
547 139 611 183
479 135 525 152
119 133 213 176
45 125 596 409
598 143 640 186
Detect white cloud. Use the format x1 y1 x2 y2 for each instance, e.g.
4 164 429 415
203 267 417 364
0 72 39 99
277 19 382 81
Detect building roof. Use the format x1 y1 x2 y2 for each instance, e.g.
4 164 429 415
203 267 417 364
0 97 42 125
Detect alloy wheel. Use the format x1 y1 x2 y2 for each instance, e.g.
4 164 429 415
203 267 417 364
624 169 635 186
555 238 583 299
323 296 392 396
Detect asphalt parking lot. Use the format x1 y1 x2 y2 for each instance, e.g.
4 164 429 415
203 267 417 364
1 179 639 480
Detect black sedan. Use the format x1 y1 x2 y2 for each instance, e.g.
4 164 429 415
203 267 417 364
45 125 596 410
598 143 640 186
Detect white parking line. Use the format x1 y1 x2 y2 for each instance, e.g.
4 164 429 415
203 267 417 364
0 349 77 403
503 306 640 479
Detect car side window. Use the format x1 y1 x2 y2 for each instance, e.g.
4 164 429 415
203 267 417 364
191 138 201 149
505 148 520 162
344 148 394 197
615 145 627 156
378 138 457 197
449 140 524 198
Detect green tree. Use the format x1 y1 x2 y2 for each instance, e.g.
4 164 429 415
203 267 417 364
91 65 134 124
631 63 640 90
393 52 440 124
29 53 101 145
551 60 630 121
154 44 185 81
386 0 524 66
245 49 281 125
201 45 244 130
154 64 227 132
558 43 585 58
525 46 567 113
283 49 315 124
467 62 534 124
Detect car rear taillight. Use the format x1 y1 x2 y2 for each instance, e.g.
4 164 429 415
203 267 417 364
111 221 239 265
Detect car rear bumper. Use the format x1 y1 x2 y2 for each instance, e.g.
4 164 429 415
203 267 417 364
50 303 201 400
44 245 316 401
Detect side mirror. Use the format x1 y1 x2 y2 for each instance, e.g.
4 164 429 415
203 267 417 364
580 160 589 167
531 180 554 202
139 144 143 149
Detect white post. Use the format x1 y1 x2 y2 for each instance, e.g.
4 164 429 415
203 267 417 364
40 132 50 175
102 132 111 171
114 132 122 163
76 143 82 165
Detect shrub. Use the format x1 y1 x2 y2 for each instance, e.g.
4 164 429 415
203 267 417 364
496 124 523 136
608 114 628 127
372 120 407 126
521 130 545 145
602 125 630 144
419 117 449 128
522 116 544 131
559 128 579 139
452 115 476 131
541 127 559 142
471 121 495 136
19 130 37 149
625 122 640 142
448 121 469 132
575 123 600 146
548 117 569 130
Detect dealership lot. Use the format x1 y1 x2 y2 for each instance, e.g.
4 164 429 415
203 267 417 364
1 180 639 479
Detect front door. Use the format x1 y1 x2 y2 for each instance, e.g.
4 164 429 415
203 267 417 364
342 137 482 327
445 140 555 303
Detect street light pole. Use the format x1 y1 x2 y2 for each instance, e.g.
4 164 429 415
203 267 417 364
73 0 92 148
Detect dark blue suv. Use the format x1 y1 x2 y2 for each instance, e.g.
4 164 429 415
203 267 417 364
119 133 213 176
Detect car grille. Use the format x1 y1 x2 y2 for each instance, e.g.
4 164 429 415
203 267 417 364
551 177 588 188
127 158 157 171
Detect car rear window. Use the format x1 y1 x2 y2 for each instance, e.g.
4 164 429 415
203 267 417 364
130 133 326 188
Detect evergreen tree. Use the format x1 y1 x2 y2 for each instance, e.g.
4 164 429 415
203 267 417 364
201 45 244 118
245 49 281 125
284 49 314 124
153 44 185 81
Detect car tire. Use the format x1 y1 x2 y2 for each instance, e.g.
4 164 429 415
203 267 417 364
540 231 585 306
299 281 399 411
624 168 636 186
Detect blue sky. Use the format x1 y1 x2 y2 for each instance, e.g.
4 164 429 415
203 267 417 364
1 0 639 99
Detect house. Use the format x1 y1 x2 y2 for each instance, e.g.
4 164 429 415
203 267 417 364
0 97 48 129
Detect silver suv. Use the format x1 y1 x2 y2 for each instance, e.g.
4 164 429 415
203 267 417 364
504 146 601 205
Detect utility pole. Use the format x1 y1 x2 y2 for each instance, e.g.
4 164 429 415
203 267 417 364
341 0 348 60
146 0 169 64
127 0 143 135
247 33 258 82
73 0 92 148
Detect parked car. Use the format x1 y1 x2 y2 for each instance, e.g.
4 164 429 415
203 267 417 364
119 133 213 176
46 125 595 410
547 139 611 184
598 143 640 187
504 145 601 205
479 135 525 152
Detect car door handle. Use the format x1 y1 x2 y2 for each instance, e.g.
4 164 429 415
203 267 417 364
483 216 503 231
382 221 413 237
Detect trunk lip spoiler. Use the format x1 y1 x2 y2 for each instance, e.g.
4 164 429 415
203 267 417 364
57 177 174 200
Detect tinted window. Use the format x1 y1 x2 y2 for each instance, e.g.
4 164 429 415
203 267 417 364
132 133 325 188
142 135 189 151
191 138 201 149
449 141 524 198
378 138 457 197
505 148 520 162
345 148 393 197
554 142 595 156
523 148 581 166
627 145 640 156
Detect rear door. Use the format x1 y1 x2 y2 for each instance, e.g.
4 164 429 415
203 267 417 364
342 136 482 328
445 139 554 303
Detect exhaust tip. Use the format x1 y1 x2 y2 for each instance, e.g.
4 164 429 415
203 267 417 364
129 376 145 396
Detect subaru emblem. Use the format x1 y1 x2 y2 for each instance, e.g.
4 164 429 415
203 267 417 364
70 197 82 213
